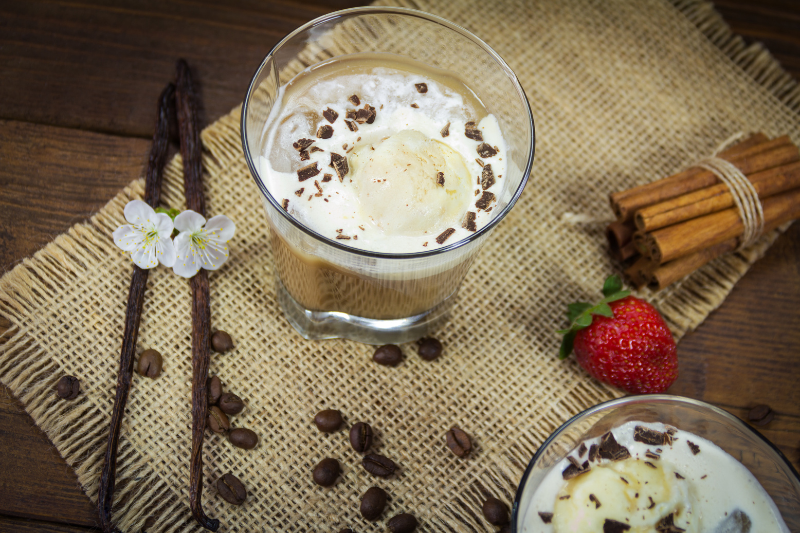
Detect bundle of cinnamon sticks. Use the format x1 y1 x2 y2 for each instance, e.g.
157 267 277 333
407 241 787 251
607 133 800 290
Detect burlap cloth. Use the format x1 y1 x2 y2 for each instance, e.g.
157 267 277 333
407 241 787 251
1 0 798 531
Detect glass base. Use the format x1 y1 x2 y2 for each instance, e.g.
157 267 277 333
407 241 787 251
276 279 453 345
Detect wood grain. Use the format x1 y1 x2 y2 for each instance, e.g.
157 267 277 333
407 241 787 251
0 516 92 533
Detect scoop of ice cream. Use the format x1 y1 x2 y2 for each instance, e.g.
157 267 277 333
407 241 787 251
552 459 700 533
348 129 472 235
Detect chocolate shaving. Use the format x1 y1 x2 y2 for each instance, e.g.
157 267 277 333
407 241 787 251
415 83 428 93
475 189 480 196
410 103 419 108
317 125 333 139
666 426 677 436
422 242 428 247
348 94 360 106
323 107 338 123
701 475 707 479
645 451 660 460
356 104 376 124
299 150 310 161
589 494 601 509
477 143 498 158
330 153 349 180
538 512 553 524
281 199 289 210
345 109 357 120
620 476 629 484
436 172 445 186
562 459 590 480
475 191 496 210
603 519 631 533
655 513 685 533
578 443 587 457
436 228 456 244
559 495 570 500
598 432 631 461
345 120 358 132
465 121 483 141
648 496 655 509
440 122 450 138
481 164 496 190
462 212 477 232
294 188 304 197
364 104 376 124
475 158 485 167
310 146 324 153
297 162 320 182
485 206 493 213
675 472 684 479
314 180 323 196
335 234 351 240
687 441 700 455
634 426 673 446
588 444 598 462
293 138 314 151
644 461 657 469
322 174 332 183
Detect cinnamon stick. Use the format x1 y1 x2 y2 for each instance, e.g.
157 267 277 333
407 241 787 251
176 59 220 532
97 83 175 533
606 220 636 261
611 135 796 221
649 240 737 291
636 161 800 232
646 186 800 264
624 255 656 289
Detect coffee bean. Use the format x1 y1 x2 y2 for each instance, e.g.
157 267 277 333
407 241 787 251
216 473 246 505
312 457 340 487
387 513 418 533
417 337 443 361
56 376 80 400
211 330 234 353
207 375 223 406
207 406 230 434
482 497 509 525
219 392 244 415
748 404 774 426
229 428 258 449
137 349 163 378
349 422 373 453
314 409 343 432
360 486 387 521
373 344 403 366
362 453 396 477
445 426 472 457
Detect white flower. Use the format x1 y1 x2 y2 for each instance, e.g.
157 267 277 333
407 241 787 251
113 200 176 269
172 210 235 278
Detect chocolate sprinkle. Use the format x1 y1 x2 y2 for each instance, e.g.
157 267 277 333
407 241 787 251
603 519 631 533
477 143 498 158
538 512 553 524
410 103 419 108
435 228 456 244
655 513 685 533
330 153 349 180
348 94 360 106
317 125 333 139
675 472 685 479
462 211 477 232
578 443 587 457
292 138 314 151
345 120 358 132
297 162 320 182
562 459 590 480
415 83 428 93
475 191 496 210
436 172 445 186
464 121 483 141
440 122 450 138
598 432 631 461
588 444 598 462
322 174 332 183
481 164 496 190
687 441 700 455
589 494 601 509
634 426 673 446
323 107 338 123
281 199 289 210
294 188 304 197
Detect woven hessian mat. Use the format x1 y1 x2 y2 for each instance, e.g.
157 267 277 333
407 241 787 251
2 0 799 531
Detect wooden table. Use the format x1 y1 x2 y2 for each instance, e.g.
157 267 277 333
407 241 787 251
0 1 798 531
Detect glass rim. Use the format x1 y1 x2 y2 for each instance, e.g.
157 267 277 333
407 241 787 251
510 394 800 532
241 6 535 260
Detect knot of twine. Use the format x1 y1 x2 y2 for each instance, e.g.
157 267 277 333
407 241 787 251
692 133 764 248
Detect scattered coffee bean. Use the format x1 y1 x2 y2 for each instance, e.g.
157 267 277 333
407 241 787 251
373 344 403 366
748 404 774 426
349 422 373 453
482 497 509 525
207 406 230 434
211 330 234 353
56 376 80 400
417 337 443 361
360 486 388 521
387 513 418 533
362 453 396 477
216 473 246 505
313 457 341 487
137 349 163 378
314 409 344 432
445 426 472 457
219 392 244 415
207 375 223 406
229 428 258 449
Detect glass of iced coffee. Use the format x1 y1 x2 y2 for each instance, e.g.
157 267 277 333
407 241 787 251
242 7 534 344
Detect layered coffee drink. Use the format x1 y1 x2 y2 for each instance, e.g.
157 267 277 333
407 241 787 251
256 53 510 320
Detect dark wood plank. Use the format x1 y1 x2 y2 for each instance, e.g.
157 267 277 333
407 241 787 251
0 515 93 532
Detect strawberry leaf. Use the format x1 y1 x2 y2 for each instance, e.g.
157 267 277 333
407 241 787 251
558 330 577 360
593 302 614 318
602 275 623 297
575 313 592 328
567 302 592 322
600 290 630 304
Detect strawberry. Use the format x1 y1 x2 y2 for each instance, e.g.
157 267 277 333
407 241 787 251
558 275 677 394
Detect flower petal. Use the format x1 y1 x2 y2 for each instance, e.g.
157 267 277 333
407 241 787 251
174 210 206 233
195 235 229 271
124 200 157 226
204 215 236 242
130 241 159 269
154 212 174 238
113 224 144 252
172 232 201 278
157 235 177 268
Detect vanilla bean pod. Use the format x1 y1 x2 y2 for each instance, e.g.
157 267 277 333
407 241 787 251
97 83 175 533
176 59 220 532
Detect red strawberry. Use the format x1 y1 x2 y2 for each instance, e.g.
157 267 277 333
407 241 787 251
559 275 677 394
